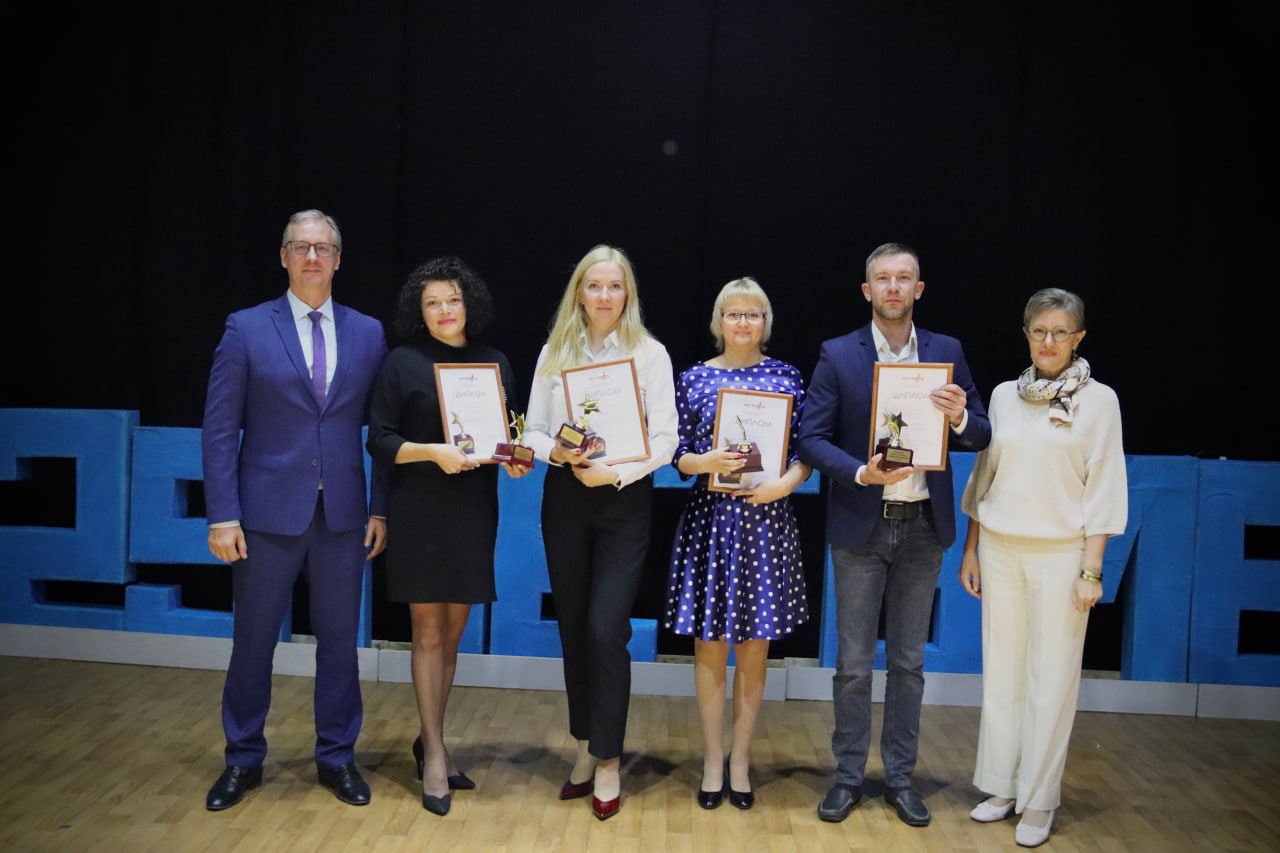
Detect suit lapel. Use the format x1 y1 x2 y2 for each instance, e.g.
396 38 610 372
325 303 352 411
855 324 877 394
270 294 319 409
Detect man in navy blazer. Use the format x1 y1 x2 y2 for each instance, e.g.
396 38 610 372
799 243 990 827
201 210 388 811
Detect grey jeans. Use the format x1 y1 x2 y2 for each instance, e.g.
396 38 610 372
830 510 943 789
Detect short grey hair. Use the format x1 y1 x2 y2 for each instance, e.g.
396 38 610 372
1023 288 1085 331
710 277 774 351
282 209 342 251
865 242 920 281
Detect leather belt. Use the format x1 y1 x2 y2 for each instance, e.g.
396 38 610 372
881 500 928 520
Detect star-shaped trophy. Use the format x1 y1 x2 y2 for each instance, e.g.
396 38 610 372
874 409 913 470
555 394 607 460
494 410 536 469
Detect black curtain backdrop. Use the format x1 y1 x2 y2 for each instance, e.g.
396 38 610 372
10 1 1272 462
7 0 1274 657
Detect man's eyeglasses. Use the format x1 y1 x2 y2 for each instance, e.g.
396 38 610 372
1025 327 1081 342
283 241 340 258
722 312 765 324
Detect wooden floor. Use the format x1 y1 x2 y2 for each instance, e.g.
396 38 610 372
1 658 1278 853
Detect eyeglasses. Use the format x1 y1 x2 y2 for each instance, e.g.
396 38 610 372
1025 327 1081 342
722 312 765 324
283 241 340 258
424 296 464 312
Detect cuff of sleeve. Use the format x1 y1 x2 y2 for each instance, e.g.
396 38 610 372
209 521 240 529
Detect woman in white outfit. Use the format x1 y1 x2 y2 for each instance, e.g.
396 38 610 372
958 288 1127 848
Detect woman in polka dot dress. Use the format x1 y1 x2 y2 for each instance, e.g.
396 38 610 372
664 277 811 811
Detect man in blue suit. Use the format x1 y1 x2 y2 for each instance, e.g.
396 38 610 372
201 209 388 811
799 243 990 827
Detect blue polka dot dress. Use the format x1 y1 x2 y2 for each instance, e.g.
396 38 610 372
664 358 810 643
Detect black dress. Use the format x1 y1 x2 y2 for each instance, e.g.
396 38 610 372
367 337 517 604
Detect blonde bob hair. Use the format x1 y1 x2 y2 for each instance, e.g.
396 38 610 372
539 245 652 375
710 277 773 351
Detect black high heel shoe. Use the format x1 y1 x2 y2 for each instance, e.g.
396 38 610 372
697 759 726 809
412 736 476 789
727 756 754 810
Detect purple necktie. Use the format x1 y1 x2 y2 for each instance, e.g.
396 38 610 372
308 310 326 404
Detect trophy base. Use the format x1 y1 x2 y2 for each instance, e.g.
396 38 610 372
556 423 605 460
454 434 476 455
875 439 914 470
734 442 764 474
493 443 536 469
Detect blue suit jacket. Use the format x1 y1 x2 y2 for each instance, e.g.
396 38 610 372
202 293 388 536
798 324 990 549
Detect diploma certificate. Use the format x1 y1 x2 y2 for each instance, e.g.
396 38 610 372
434 363 511 463
868 362 954 471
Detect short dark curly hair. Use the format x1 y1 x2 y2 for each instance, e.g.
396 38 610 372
393 256 494 343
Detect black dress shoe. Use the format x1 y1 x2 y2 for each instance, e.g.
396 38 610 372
885 786 931 826
817 783 861 822
206 765 262 811
422 791 451 815
318 762 371 806
729 786 754 810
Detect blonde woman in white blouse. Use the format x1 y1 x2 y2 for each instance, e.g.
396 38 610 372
523 245 677 821
958 288 1127 848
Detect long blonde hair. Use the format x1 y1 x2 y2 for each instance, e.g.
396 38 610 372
539 245 652 375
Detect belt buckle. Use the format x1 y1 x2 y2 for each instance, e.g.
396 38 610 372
882 502 897 519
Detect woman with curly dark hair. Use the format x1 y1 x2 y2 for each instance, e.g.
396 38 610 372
367 256 527 816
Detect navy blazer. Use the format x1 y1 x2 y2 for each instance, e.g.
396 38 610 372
202 293 388 536
798 324 990 549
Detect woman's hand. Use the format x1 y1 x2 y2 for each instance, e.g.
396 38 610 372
430 444 480 475
549 442 591 466
571 456 619 488
958 550 982 599
733 477 788 505
501 461 531 479
696 447 748 477
1072 578 1103 612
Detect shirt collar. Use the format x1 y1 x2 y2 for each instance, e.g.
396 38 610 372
870 321 918 360
578 328 620 355
287 288 333 322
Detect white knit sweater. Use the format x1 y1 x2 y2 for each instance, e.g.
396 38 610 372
961 378 1127 543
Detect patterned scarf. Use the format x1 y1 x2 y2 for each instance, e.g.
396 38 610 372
1016 355 1091 425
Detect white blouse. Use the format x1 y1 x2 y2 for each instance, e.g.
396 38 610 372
524 331 678 489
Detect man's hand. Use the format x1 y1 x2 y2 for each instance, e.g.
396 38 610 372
929 383 968 428
365 517 387 560
209 525 248 563
861 455 916 486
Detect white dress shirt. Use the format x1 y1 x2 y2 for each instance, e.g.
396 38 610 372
286 289 337 395
524 331 678 489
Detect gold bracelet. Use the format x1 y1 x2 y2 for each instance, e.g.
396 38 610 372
1079 570 1103 582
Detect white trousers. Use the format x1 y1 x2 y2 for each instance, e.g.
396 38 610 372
973 528 1089 812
